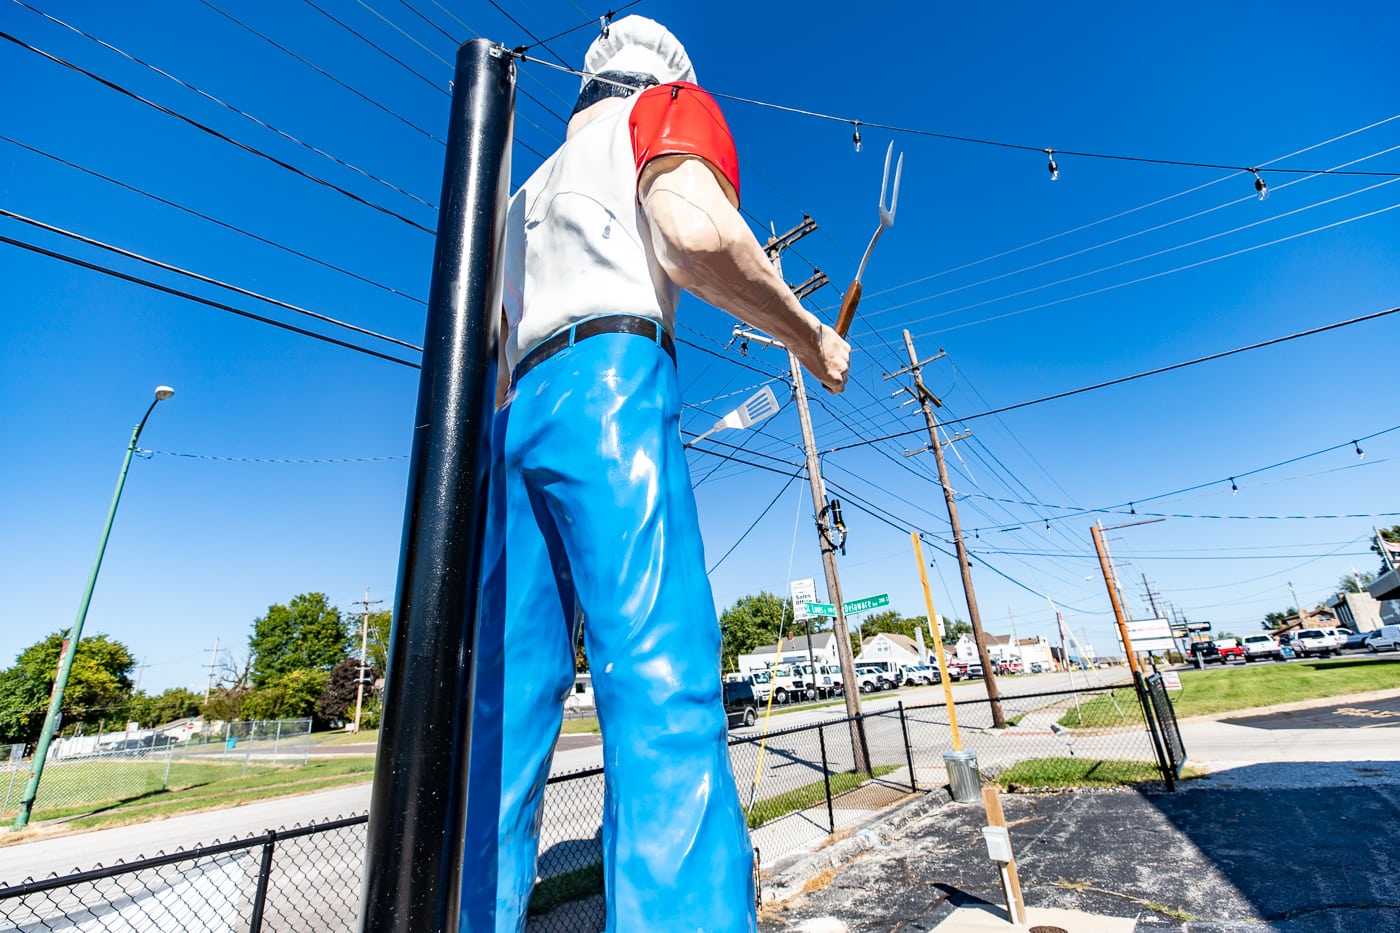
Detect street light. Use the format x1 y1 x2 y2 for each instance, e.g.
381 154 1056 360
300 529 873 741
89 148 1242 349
12 385 174 831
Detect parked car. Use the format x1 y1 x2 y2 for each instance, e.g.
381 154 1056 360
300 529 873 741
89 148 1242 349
898 663 938 686
1342 629 1372 650
722 680 758 728
1028 661 1048 673
1186 640 1223 664
1241 633 1284 662
1289 627 1344 658
1214 638 1245 662
851 664 888 693
1366 624 1400 652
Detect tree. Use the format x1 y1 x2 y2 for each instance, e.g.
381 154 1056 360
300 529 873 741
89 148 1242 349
1338 572 1376 594
942 617 973 641
127 687 202 727
364 609 392 675
718 592 788 670
202 686 248 724
249 593 352 687
1372 525 1400 574
1262 609 1294 630
316 658 378 724
0 632 136 742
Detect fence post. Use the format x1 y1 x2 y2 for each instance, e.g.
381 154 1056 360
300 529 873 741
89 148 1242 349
222 722 230 762
818 723 834 833
242 723 255 777
248 829 278 933
163 738 175 790
302 719 311 766
273 720 282 759
897 702 917 792
1133 672 1175 792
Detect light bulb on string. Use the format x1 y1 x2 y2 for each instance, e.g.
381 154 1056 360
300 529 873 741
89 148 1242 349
1251 168 1268 201
852 122 862 153
1230 477 1238 495
1354 440 1365 460
1045 149 1059 181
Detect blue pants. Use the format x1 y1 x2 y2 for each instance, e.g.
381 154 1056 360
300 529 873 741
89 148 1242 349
461 330 756 932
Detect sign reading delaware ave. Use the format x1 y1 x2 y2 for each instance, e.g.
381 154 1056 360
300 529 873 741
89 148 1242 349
842 593 889 614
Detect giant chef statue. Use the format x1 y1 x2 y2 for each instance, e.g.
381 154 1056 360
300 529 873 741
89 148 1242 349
462 16 850 932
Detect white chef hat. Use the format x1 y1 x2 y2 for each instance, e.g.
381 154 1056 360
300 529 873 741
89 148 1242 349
581 15 695 89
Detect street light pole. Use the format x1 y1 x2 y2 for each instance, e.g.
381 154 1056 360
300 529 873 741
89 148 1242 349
12 385 174 831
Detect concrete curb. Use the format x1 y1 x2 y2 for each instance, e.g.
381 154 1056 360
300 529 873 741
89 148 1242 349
760 787 963 904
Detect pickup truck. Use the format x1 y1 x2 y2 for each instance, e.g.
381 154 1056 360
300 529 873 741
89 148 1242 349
1241 633 1284 661
1289 627 1343 658
1214 638 1245 662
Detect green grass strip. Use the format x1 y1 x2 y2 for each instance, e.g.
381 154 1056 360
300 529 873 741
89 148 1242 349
529 861 605 916
745 764 899 829
995 757 1166 788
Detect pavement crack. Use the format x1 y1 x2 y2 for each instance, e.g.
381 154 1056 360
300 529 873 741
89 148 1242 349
1054 877 1196 922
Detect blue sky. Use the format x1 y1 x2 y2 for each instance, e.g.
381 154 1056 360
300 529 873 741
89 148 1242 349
2 1 1397 694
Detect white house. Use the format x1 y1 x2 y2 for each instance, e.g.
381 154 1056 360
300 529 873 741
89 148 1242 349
857 632 923 666
737 631 841 674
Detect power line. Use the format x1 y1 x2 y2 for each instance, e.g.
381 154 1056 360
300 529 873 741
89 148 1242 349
195 0 445 144
706 470 802 574
0 30 438 235
1 134 428 305
868 148 1400 323
829 304 1400 452
514 54 1400 181
918 200 1400 338
301 0 444 95
864 114 1400 304
1 208 422 352
0 232 422 369
14 1 440 211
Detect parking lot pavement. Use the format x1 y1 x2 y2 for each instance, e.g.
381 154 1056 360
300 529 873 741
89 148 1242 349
760 761 1400 933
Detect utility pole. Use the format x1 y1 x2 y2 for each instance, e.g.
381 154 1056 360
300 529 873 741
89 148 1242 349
892 330 1004 727
351 587 384 733
1007 607 1021 667
204 638 220 704
734 215 869 774
1288 581 1310 626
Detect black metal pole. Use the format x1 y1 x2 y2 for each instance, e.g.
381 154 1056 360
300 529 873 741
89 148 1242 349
360 39 514 933
249 831 277 933
898 701 917 792
818 723 834 832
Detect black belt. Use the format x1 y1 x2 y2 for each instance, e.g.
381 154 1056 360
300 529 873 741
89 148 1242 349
511 314 676 385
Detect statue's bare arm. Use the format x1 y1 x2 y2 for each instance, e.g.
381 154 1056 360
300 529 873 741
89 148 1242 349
639 156 850 393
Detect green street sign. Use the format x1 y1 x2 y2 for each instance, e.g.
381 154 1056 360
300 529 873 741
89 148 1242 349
803 601 837 617
843 593 890 614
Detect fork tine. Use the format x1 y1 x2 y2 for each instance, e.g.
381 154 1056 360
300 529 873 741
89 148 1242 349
887 153 903 220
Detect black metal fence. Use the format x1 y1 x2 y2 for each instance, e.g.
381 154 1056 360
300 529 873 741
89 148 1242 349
1 679 1179 932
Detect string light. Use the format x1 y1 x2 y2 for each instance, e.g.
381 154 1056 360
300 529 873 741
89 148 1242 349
1230 477 1238 494
598 13 610 38
1251 168 1268 200
1046 149 1059 181
852 121 862 153
1354 439 1365 459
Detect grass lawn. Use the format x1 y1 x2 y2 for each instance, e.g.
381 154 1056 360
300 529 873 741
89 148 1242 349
1057 657 1400 728
744 764 899 829
994 757 1169 788
312 728 380 746
3 756 375 838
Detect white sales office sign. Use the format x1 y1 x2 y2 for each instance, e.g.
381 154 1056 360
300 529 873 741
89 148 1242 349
791 578 818 621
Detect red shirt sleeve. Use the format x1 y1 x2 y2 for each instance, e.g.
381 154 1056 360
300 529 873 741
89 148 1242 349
629 82 740 207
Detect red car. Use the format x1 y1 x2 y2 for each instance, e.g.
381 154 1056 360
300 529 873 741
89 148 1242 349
1215 638 1245 662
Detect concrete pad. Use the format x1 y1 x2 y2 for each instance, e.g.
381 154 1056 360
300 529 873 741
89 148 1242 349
929 904 1135 932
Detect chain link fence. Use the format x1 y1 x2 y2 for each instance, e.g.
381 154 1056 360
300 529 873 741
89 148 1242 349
0 720 313 820
1 682 1178 932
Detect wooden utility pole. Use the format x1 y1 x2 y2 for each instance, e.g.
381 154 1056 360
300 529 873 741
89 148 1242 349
894 330 1004 727
1092 522 1140 674
351 587 384 733
734 216 869 774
